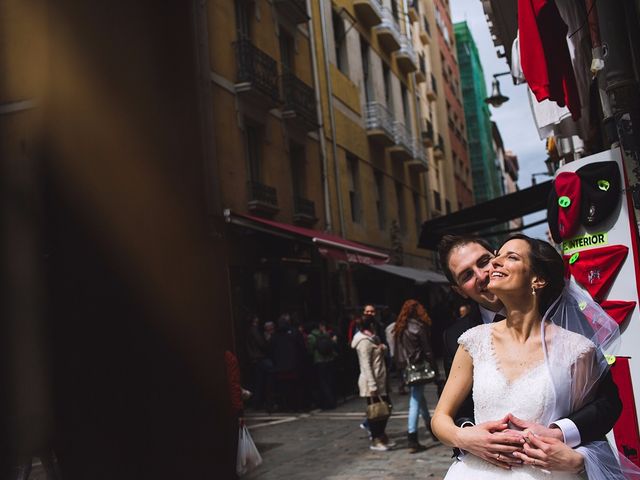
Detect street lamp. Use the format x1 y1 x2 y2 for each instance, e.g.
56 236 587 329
485 71 511 108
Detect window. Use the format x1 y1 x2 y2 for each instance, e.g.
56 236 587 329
347 154 361 223
374 171 386 230
235 0 253 40
290 142 306 198
391 0 399 22
413 192 422 237
395 182 406 232
332 10 348 74
433 190 442 211
360 37 372 102
383 64 393 109
445 199 452 214
245 123 262 182
401 86 411 132
279 31 295 74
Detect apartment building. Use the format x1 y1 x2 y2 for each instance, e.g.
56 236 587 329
430 0 473 211
454 21 503 204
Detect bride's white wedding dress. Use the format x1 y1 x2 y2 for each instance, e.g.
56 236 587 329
444 323 592 480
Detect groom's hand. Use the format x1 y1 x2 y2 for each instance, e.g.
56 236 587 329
513 432 584 473
507 414 564 441
455 416 525 469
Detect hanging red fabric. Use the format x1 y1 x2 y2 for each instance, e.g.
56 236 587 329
565 245 629 302
518 0 581 120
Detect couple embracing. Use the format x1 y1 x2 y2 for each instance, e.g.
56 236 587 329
433 234 638 479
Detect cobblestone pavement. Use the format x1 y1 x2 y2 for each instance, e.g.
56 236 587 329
243 382 453 480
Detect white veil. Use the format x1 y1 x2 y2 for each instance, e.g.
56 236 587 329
540 278 640 479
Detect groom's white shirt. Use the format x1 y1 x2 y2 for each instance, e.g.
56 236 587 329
477 305 581 448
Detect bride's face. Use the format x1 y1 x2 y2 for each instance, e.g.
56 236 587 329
488 239 534 295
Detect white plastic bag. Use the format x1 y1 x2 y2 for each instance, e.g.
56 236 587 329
236 424 262 476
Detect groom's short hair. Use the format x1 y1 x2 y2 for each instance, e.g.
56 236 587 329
438 235 494 285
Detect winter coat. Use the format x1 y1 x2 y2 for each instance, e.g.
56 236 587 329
351 331 387 397
307 329 337 364
394 318 433 368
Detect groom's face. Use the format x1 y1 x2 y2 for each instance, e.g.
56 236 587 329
447 242 503 311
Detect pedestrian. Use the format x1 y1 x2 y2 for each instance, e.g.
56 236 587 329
245 315 274 410
394 299 438 453
224 350 244 480
307 322 338 409
351 314 395 451
270 314 304 411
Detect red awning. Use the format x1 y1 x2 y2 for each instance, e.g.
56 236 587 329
224 210 389 265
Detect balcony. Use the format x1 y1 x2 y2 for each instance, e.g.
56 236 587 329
281 72 317 131
293 196 318 226
408 0 420 22
426 73 437 101
421 118 434 146
365 101 395 146
374 8 402 53
389 121 414 161
408 141 428 173
247 180 279 216
234 39 280 108
353 0 383 27
394 35 418 73
274 0 309 25
420 16 431 45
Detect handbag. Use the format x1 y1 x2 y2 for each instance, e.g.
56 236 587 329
236 424 262 476
403 359 436 386
366 396 391 421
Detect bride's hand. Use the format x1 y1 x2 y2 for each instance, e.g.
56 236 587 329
512 432 585 473
507 414 564 441
455 417 525 470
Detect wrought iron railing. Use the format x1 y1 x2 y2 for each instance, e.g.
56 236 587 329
413 141 428 165
281 72 317 126
397 35 418 66
234 39 280 103
294 196 316 218
393 121 414 153
365 101 395 139
247 181 278 208
422 119 434 142
376 7 402 45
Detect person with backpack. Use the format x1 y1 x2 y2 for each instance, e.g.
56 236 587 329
307 322 338 409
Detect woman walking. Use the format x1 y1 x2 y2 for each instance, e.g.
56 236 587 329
394 300 438 453
351 314 395 451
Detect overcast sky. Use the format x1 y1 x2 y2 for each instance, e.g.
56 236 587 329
450 0 549 241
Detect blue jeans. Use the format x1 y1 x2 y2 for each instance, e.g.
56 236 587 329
408 384 431 434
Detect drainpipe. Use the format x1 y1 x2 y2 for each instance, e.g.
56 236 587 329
598 0 640 211
306 0 333 233
318 0 346 236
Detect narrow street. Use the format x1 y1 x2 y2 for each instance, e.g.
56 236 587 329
244 382 452 479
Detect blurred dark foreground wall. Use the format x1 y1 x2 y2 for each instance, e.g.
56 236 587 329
1 0 234 478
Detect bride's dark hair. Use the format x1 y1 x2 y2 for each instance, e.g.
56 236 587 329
501 234 565 314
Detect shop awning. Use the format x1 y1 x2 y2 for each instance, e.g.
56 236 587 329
418 180 552 250
224 210 389 265
369 264 448 284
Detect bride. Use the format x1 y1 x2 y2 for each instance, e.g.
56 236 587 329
432 234 631 479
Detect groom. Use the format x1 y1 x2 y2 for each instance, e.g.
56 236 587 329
438 234 622 470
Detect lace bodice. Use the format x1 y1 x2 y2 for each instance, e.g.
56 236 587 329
458 323 594 426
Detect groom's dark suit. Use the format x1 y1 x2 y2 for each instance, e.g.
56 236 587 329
442 304 623 444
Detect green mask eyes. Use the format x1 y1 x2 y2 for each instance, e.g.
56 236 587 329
558 196 571 208
597 179 610 191
569 252 580 264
